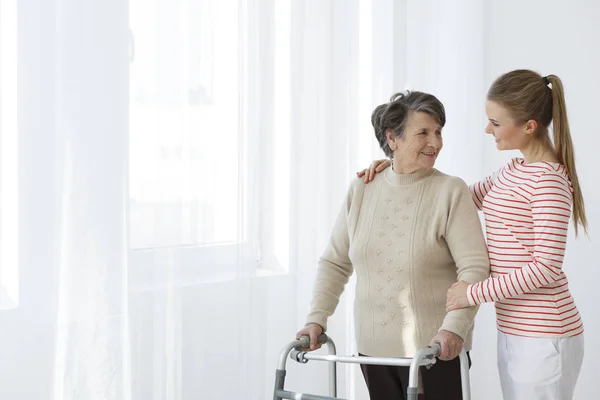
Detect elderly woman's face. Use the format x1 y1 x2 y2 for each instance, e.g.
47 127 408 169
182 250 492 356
388 112 443 173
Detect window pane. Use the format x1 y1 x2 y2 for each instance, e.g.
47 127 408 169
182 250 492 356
129 0 240 249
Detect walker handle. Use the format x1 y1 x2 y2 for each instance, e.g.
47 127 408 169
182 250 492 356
296 334 329 349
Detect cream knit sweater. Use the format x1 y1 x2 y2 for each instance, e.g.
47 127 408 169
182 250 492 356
306 167 490 357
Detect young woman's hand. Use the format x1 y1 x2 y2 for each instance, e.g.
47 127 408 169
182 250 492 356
356 159 391 183
446 281 471 312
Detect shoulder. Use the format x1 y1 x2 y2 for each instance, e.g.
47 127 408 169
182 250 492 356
537 163 570 183
422 171 475 211
345 175 377 206
424 172 479 219
348 175 370 194
348 169 389 193
511 157 565 179
428 170 470 194
513 159 572 189
534 166 573 196
492 158 519 177
489 157 521 174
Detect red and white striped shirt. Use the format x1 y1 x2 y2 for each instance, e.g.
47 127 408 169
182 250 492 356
467 158 583 337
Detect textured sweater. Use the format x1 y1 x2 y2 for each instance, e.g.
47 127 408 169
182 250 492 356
306 167 490 357
467 158 583 337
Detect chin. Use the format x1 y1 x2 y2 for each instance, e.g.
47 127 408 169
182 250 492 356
495 142 511 151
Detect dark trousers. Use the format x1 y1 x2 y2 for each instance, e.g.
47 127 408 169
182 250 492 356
359 352 471 400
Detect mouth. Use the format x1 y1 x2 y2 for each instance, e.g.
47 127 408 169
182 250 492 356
421 151 437 157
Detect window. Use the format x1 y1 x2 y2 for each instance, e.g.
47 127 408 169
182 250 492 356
128 0 291 285
0 0 19 309
129 0 240 249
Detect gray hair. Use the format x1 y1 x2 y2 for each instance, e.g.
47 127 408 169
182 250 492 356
371 91 446 158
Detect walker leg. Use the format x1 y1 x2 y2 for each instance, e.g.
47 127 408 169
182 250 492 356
273 369 286 400
407 386 419 400
459 351 471 400
326 337 337 397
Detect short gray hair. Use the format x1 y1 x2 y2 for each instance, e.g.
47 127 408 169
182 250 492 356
371 91 446 158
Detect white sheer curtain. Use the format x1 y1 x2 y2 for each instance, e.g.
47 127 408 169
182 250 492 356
403 0 486 183
52 0 130 398
125 0 402 398
0 0 487 399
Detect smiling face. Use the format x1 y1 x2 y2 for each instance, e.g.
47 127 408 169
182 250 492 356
484 100 530 151
387 111 443 173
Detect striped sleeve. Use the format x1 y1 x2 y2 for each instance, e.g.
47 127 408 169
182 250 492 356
466 171 572 305
469 168 500 210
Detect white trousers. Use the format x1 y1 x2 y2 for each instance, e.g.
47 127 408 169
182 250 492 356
497 331 584 400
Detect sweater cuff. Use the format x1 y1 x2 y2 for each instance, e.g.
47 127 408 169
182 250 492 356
439 317 471 342
305 313 328 332
466 283 478 306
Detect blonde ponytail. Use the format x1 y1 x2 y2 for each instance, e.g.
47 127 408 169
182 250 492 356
546 75 588 236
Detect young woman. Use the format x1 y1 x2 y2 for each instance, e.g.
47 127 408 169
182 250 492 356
358 70 586 400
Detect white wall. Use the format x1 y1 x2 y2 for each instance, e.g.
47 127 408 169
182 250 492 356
471 1 600 399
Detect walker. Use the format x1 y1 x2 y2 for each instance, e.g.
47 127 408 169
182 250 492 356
272 333 471 400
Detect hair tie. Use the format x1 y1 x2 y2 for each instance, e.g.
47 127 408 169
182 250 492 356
543 76 550 86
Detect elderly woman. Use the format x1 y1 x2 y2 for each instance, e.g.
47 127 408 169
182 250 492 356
296 91 490 400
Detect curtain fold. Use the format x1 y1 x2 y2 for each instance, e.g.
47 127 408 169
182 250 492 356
52 0 130 399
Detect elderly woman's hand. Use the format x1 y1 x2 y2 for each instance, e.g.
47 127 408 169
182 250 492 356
430 330 464 361
446 281 471 312
295 323 324 351
356 159 391 183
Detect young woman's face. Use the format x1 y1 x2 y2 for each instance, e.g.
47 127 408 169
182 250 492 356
485 101 527 151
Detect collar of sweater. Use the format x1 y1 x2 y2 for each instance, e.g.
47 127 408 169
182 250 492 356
384 166 436 186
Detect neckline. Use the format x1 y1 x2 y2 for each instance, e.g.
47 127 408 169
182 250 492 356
384 166 436 186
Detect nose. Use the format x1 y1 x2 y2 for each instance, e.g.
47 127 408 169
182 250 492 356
485 122 494 135
427 135 442 150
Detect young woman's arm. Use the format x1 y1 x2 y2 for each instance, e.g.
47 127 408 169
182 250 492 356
468 167 502 211
464 171 571 305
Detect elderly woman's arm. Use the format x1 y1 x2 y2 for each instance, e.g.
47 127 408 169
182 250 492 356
441 181 491 339
304 184 355 333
